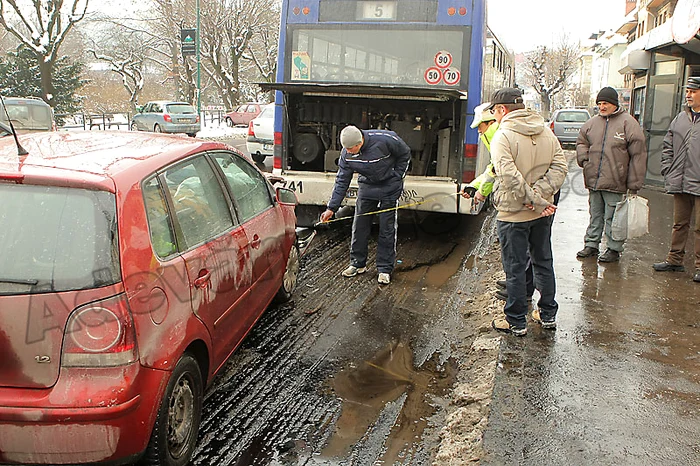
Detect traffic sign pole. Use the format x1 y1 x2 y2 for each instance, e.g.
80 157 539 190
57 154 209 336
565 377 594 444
196 0 201 119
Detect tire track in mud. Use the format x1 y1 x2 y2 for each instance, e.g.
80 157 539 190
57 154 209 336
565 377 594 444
192 215 492 465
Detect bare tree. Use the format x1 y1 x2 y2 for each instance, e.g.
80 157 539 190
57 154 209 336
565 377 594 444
0 0 89 106
524 37 578 118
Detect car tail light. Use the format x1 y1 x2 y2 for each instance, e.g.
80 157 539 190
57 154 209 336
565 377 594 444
62 294 138 367
550 121 555 131
195 114 200 123
163 114 172 123
248 120 255 137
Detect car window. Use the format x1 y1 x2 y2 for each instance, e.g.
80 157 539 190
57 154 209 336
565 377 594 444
166 104 196 114
163 156 234 249
556 111 589 123
142 103 152 112
212 152 274 223
143 177 178 258
151 103 163 113
0 184 120 295
2 101 53 131
258 105 274 119
247 105 257 113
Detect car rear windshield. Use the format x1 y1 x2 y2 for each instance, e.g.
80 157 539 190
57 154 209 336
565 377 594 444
166 104 196 114
0 184 120 295
556 111 589 123
1 102 53 131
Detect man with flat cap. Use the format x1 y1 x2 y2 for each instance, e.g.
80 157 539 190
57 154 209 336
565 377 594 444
320 125 411 285
487 87 568 336
653 76 700 283
576 86 647 263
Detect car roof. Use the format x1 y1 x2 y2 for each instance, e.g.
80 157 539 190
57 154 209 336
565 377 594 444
2 96 50 105
0 131 231 192
147 101 194 106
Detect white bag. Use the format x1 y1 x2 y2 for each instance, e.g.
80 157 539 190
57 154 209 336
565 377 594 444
611 195 649 241
626 195 649 239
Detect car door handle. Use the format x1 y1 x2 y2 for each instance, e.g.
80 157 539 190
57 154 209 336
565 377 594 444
193 270 211 289
251 234 261 249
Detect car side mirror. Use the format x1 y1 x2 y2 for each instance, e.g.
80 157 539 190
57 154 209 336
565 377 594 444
276 187 298 206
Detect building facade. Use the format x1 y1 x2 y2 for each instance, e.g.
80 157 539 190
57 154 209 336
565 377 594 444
616 0 700 184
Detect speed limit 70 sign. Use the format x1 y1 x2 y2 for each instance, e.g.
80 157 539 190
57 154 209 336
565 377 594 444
443 68 461 86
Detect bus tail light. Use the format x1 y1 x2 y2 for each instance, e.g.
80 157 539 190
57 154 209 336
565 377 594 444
464 143 477 158
61 294 138 368
273 131 283 169
462 170 476 183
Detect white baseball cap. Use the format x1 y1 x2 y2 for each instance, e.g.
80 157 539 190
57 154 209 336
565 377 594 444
470 102 496 128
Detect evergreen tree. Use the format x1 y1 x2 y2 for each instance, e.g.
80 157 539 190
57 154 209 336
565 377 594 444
0 47 87 121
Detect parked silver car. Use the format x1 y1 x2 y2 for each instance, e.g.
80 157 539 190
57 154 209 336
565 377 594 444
131 101 200 137
549 108 591 147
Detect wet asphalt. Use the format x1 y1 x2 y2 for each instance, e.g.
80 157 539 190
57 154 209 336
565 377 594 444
482 158 700 465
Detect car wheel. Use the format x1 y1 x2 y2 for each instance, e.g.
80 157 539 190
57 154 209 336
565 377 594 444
225 117 233 128
275 244 299 303
130 123 138 132
142 353 203 466
252 153 266 164
154 124 162 133
187 133 196 138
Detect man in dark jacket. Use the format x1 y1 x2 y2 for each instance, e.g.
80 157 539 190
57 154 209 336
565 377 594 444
653 76 700 283
576 87 647 263
320 125 411 285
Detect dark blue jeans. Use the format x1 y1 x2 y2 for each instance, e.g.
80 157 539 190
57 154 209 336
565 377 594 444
351 198 398 274
497 217 558 328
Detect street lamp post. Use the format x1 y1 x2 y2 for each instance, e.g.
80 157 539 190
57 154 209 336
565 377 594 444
196 0 201 118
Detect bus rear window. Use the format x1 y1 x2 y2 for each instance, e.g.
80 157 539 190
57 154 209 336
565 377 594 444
0 185 120 295
289 27 465 86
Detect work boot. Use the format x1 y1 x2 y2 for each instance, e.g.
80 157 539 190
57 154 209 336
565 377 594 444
378 273 391 285
491 317 527 336
652 261 685 272
694 269 700 283
496 279 507 289
576 246 599 258
495 289 508 301
598 249 620 263
532 308 557 329
342 265 366 277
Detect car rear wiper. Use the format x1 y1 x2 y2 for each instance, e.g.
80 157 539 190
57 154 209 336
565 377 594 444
0 278 39 285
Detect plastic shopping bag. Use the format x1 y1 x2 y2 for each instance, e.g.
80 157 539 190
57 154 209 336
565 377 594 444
611 195 649 241
626 195 649 239
611 199 628 241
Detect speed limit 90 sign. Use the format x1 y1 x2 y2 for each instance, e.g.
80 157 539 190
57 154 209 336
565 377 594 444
434 51 453 69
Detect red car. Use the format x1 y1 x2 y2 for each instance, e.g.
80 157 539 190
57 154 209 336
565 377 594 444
0 131 302 465
224 102 264 127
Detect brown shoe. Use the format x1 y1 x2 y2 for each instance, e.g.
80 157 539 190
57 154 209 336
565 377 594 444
491 317 527 336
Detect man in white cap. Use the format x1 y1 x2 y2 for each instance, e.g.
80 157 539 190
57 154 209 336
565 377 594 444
462 101 499 203
320 125 411 285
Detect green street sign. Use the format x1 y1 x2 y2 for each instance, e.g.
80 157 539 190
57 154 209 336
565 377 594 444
181 28 196 56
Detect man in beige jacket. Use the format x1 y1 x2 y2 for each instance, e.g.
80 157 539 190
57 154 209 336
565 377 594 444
488 88 568 336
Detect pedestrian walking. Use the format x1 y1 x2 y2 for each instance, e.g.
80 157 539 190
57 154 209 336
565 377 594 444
653 76 700 283
320 125 411 285
487 88 568 336
576 86 647 263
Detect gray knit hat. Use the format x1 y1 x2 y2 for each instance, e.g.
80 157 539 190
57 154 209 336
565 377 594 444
340 125 363 149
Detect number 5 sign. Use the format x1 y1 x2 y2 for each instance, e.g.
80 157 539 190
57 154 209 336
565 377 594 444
434 51 453 69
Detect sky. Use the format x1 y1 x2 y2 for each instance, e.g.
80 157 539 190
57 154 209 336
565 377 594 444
487 0 628 53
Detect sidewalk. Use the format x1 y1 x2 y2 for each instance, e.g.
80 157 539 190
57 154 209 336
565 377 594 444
481 162 700 464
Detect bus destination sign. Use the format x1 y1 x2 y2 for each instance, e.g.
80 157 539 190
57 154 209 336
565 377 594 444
358 1 397 20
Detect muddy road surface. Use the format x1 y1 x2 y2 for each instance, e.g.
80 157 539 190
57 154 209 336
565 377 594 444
190 212 497 465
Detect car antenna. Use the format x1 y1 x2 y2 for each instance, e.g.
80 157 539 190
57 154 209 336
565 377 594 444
0 94 29 156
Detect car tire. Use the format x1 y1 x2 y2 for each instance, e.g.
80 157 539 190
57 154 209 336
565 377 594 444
130 123 138 132
275 244 299 303
252 153 266 164
142 353 203 466
187 133 196 138
225 117 233 127
154 124 162 133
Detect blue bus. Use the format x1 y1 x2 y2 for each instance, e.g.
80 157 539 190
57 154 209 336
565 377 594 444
263 0 513 225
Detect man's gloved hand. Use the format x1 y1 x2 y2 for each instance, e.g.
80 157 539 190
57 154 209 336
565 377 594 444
461 185 476 199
